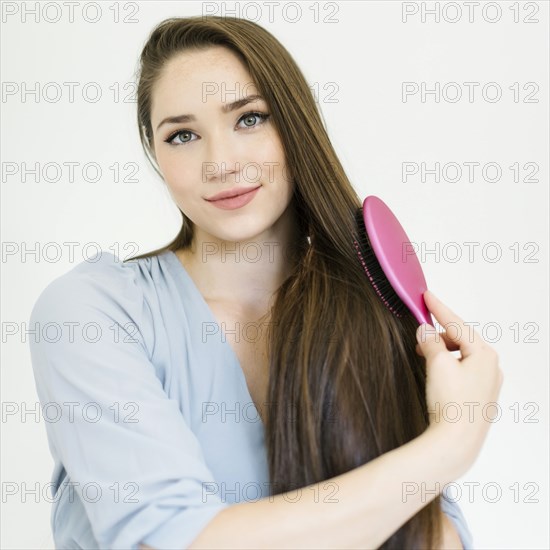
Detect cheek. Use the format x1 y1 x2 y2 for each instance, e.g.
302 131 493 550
256 140 290 187
157 153 197 192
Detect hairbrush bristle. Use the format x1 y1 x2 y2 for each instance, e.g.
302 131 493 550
353 207 407 318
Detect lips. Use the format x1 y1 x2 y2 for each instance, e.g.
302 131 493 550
205 186 261 201
205 186 261 211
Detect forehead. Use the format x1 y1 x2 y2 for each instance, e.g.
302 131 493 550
151 46 258 113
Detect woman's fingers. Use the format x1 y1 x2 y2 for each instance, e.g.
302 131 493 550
422 290 481 359
415 323 450 363
415 330 460 356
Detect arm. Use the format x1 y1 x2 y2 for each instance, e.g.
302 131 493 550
140 424 466 550
28 256 230 550
143 288 504 550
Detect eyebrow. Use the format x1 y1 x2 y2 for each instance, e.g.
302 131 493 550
155 94 265 131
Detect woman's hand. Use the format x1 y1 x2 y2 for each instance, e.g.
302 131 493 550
415 290 504 473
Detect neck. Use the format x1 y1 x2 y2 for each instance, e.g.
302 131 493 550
176 204 302 315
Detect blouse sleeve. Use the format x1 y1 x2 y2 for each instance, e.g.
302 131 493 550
28 256 229 550
440 493 474 549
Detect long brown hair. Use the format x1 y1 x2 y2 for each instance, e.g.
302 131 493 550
128 15 442 548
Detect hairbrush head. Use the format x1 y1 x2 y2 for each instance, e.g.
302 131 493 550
355 196 432 326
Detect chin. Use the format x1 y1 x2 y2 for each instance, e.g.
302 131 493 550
211 228 268 244
205 215 272 240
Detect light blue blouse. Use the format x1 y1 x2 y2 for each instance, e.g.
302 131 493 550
28 250 473 549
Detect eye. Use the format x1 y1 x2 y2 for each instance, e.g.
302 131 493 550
164 129 197 146
237 111 270 129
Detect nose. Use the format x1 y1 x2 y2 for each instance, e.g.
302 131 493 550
202 130 240 184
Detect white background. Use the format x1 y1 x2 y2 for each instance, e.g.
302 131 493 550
1 1 548 548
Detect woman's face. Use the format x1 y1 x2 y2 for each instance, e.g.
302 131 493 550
150 46 295 244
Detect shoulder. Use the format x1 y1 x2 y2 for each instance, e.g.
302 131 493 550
31 251 143 312
29 251 161 351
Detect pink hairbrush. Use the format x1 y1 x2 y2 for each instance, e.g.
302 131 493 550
353 196 433 326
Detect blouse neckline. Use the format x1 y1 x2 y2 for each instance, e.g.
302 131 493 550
161 249 265 427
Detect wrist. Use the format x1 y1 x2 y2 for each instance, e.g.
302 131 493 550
421 423 471 482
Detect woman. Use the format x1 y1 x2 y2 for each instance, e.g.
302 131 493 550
29 16 503 549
